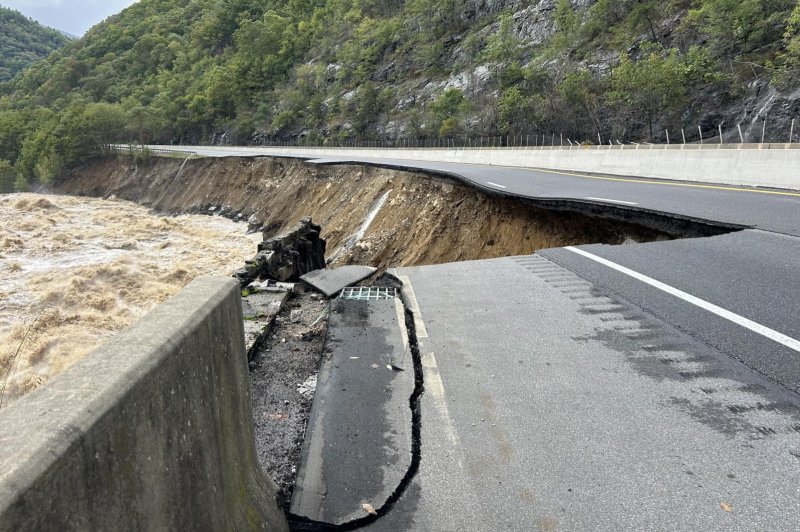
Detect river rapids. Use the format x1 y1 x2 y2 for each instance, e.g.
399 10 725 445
0 193 259 406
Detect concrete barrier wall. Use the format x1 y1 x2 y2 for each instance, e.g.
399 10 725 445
151 144 800 190
0 277 288 531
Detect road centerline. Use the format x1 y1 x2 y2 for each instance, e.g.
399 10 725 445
565 246 800 353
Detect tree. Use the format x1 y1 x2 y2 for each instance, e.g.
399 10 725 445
550 0 579 51
0 159 14 193
483 13 522 63
83 102 128 150
628 1 666 45
607 50 688 140
558 69 603 138
429 88 469 137
772 2 800 87
352 82 380 136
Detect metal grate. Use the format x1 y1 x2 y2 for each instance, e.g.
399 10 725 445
339 287 397 301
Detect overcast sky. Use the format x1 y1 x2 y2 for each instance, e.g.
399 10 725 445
2 0 139 36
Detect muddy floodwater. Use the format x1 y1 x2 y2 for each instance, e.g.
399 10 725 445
0 193 259 406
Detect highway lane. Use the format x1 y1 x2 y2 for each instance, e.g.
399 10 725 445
366 258 800 530
541 230 800 393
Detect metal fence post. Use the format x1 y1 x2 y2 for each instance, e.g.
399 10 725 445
681 129 686 145
718 123 724 144
790 119 795 143
761 119 767 144
666 130 670 145
738 124 744 144
698 126 703 145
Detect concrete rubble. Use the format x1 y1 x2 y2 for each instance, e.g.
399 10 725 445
236 217 326 286
242 287 291 360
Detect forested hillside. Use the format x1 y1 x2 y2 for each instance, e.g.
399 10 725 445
0 6 72 82
2 0 800 191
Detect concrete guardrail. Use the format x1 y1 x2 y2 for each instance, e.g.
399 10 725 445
0 277 288 531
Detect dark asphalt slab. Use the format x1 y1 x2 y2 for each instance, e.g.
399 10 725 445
300 266 377 297
290 295 413 525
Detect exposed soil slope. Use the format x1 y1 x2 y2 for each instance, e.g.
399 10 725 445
62 155 669 269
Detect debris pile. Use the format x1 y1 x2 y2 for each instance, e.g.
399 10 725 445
236 217 326 286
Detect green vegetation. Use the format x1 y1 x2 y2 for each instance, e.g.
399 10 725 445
0 158 14 193
0 6 72 82
1 0 799 189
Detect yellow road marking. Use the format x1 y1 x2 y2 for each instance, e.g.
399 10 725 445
422 351 462 448
398 274 428 338
525 167 800 198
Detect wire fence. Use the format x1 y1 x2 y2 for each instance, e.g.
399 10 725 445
108 117 800 153
241 118 800 149
107 145 198 157
246 118 800 150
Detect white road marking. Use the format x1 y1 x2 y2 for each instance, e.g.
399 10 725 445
394 298 411 369
566 247 800 353
422 352 462 448
486 181 507 189
585 197 639 205
395 298 409 349
398 275 428 338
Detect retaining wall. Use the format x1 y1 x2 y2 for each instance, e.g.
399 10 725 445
0 277 288 531
149 144 800 190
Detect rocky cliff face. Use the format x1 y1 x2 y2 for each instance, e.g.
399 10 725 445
369 0 797 144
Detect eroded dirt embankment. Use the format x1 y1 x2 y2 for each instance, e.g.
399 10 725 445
62 155 673 269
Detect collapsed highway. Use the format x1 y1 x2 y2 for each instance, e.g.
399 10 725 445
66 149 800 529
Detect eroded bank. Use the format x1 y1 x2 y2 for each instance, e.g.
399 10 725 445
62 155 731 273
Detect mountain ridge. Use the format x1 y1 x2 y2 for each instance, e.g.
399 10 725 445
0 5 73 83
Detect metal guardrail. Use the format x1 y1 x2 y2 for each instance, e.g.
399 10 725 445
107 144 198 158
112 142 800 155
